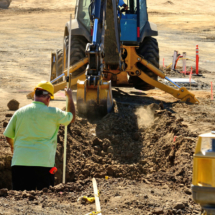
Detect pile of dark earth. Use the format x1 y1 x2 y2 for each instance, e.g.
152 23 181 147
0 102 202 214
0 178 201 214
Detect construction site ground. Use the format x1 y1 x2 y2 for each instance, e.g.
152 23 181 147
1 0 215 214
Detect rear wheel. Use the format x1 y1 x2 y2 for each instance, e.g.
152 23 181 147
56 49 63 82
0 0 12 9
130 37 159 91
50 49 63 83
63 35 88 89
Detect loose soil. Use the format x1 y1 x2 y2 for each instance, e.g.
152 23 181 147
1 0 215 214
1 97 214 214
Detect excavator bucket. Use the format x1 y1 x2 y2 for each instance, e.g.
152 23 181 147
76 80 113 115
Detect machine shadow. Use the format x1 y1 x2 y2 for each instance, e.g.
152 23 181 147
91 88 175 165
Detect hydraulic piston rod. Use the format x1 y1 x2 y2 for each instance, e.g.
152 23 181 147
51 73 65 84
93 19 98 44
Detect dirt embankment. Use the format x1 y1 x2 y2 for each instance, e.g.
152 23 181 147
0 102 201 214
55 102 197 189
1 102 197 190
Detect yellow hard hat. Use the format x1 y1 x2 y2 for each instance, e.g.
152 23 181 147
34 81 54 99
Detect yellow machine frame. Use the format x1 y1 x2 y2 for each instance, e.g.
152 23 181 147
27 46 199 107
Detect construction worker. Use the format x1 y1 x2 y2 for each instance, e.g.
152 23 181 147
118 0 128 10
3 81 75 191
118 0 128 18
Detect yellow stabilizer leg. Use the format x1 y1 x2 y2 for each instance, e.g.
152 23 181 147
26 57 88 99
138 72 199 104
124 46 199 104
77 80 113 115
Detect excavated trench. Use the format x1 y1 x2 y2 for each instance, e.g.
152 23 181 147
0 101 197 191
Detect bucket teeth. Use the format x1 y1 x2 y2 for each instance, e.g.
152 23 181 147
77 80 113 115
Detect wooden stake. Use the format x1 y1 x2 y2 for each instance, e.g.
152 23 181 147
183 52 186 75
63 14 72 184
92 178 102 215
172 50 178 70
189 67 192 91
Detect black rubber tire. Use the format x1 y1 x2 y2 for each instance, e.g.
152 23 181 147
56 49 63 82
50 49 63 83
0 0 12 9
130 37 159 91
63 35 88 89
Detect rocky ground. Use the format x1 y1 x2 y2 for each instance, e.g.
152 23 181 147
0 177 201 215
1 97 213 214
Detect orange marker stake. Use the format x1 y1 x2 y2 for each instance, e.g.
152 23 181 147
173 136 177 142
211 82 213 100
189 67 192 90
163 58 165 68
189 67 193 83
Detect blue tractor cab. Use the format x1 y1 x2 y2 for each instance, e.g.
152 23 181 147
120 0 148 42
70 0 157 45
120 14 138 42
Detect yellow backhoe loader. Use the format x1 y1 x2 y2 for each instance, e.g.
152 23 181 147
27 0 199 114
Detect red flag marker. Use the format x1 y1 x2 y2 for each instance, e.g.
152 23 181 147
173 136 177 142
163 58 165 68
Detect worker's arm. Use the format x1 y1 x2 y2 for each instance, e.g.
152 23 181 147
65 88 75 123
5 137 14 153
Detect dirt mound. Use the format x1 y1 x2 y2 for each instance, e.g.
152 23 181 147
54 102 197 191
0 102 201 213
164 1 174 5
0 102 197 191
0 139 12 189
0 114 13 189
0 177 200 214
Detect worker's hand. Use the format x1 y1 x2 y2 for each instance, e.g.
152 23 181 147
65 87 76 122
65 87 73 98
122 4 128 10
